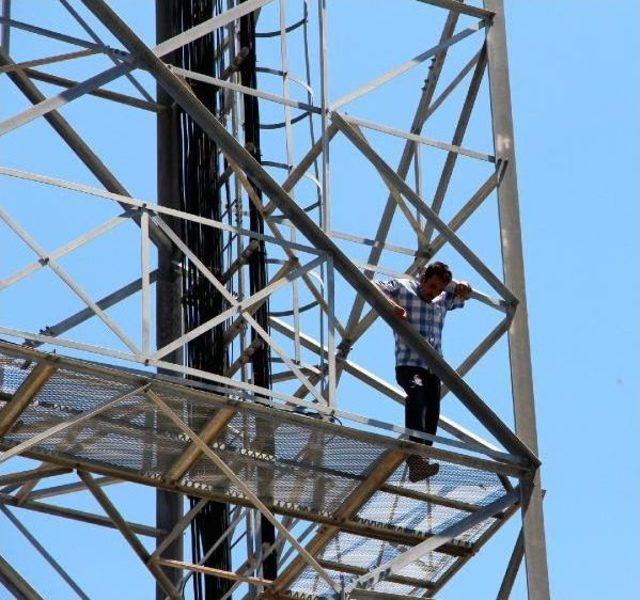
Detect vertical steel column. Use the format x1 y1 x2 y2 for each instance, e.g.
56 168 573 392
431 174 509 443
1 0 10 52
155 3 184 596
483 2 550 599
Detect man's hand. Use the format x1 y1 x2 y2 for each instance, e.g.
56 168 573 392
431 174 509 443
393 304 408 320
455 281 472 300
374 280 408 319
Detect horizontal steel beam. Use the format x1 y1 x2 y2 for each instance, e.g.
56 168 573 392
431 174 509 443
0 491 163 537
350 589 428 600
36 271 158 346
0 47 99 74
26 475 120 501
0 464 70 487
342 113 495 162
21 67 160 111
379 482 486 513
317 559 434 591
0 15 109 50
170 64 321 115
157 558 272 587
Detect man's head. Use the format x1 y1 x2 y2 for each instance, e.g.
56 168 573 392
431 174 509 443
419 262 452 301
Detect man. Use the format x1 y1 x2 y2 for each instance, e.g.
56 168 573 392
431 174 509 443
376 262 472 482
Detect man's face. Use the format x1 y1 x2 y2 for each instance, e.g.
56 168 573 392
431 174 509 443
420 275 447 302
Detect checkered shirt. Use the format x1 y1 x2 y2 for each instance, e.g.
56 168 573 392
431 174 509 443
376 277 465 370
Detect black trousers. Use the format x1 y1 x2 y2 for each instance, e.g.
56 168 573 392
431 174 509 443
395 366 440 446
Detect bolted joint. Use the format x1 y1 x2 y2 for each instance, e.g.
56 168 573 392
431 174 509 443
336 339 352 361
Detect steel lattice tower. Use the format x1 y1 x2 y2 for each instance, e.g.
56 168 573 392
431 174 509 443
0 1 549 598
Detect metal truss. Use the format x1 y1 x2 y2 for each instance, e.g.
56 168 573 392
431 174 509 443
0 0 549 598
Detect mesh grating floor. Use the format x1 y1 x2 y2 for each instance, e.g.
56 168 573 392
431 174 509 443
0 344 518 596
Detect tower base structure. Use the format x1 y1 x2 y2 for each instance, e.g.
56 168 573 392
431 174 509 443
0 0 548 597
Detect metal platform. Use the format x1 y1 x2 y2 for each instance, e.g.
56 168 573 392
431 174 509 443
0 341 524 598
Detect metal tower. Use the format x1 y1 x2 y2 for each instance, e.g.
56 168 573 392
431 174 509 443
0 1 549 598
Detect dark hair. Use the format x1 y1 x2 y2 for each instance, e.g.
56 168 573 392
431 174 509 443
422 261 452 284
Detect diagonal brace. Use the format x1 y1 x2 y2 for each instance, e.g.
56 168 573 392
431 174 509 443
0 554 43 600
78 471 182 600
332 112 516 304
0 362 56 436
144 389 341 594
0 384 149 466
350 489 520 592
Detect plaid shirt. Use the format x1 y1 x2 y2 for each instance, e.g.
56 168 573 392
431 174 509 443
376 277 465 370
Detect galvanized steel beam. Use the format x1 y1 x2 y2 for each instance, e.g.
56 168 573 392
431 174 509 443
497 528 525 599
416 0 495 19
272 449 406 592
0 504 91 600
0 491 163 538
483 1 550 598
79 471 182 600
0 362 56 437
351 490 519 591
0 554 43 600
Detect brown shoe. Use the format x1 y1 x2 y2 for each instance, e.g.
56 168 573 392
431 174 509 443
407 455 440 482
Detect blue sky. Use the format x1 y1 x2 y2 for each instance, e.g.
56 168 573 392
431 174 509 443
0 1 638 599
506 2 640 598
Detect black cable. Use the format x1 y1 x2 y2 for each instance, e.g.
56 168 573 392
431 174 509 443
238 0 278 582
170 1 232 598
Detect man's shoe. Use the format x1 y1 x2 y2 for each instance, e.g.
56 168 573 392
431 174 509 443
423 461 439 479
407 455 440 482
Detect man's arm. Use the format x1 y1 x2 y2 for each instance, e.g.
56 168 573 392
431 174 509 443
444 280 472 311
374 279 408 320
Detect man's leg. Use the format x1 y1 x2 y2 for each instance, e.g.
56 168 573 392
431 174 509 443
395 367 438 481
423 371 441 445
395 366 428 441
